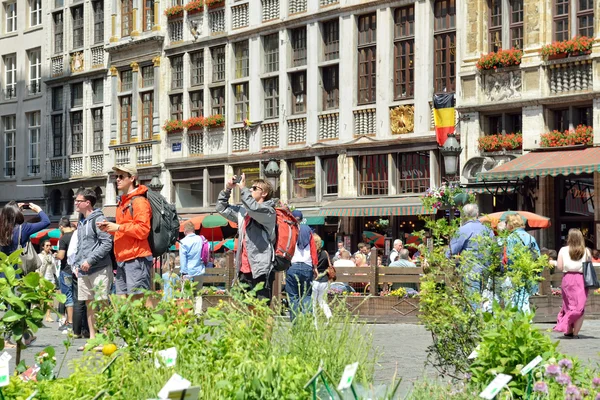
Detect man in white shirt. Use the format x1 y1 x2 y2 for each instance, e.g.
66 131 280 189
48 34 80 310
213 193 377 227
388 239 403 265
333 250 356 267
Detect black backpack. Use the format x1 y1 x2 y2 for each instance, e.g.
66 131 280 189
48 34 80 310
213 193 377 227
128 191 180 258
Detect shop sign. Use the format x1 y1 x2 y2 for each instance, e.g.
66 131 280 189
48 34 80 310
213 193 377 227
172 142 182 152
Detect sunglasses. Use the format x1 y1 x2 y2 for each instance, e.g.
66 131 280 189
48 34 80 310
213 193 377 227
251 186 263 192
116 174 131 180
74 199 88 204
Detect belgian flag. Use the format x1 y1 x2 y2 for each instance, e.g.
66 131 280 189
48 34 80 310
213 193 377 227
433 93 455 146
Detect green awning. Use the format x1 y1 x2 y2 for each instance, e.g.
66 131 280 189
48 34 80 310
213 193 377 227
318 198 434 217
304 216 325 225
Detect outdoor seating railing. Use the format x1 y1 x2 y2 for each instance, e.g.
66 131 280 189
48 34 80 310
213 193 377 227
538 265 600 296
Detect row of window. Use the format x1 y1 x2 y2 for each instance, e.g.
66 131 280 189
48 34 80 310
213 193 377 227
483 105 592 135
51 80 104 111
52 1 104 53
1 113 40 178
2 0 41 34
488 0 594 52
1 50 42 99
51 108 104 158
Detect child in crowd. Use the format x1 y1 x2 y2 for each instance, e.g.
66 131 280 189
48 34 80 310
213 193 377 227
162 255 180 301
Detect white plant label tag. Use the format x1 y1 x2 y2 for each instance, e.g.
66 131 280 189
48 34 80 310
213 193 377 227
164 386 200 400
468 345 480 360
158 373 191 399
0 352 11 387
520 356 542 376
479 374 513 399
155 347 178 368
337 362 359 391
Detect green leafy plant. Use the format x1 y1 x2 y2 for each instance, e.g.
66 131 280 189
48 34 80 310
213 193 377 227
0 251 66 364
422 183 475 210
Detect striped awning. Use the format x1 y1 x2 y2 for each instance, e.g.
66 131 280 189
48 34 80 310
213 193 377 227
464 186 515 194
318 198 434 217
478 147 600 181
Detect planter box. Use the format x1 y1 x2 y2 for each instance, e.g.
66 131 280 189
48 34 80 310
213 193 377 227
332 296 421 323
530 295 600 323
166 11 184 19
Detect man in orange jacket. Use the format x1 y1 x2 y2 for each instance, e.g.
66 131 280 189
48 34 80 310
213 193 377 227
97 164 152 299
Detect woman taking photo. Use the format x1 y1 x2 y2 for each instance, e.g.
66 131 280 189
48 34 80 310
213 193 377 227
554 228 590 338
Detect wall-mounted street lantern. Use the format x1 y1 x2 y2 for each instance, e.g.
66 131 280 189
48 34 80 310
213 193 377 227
439 133 463 177
263 159 281 189
149 175 164 192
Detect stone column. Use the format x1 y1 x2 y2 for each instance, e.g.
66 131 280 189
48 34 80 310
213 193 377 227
338 15 355 140
109 67 119 145
522 105 544 150
279 160 289 203
593 98 600 145
376 7 393 140
306 22 319 145
110 0 119 42
315 155 323 202
153 0 161 31
130 62 140 140
152 56 161 140
132 0 140 36
413 0 433 136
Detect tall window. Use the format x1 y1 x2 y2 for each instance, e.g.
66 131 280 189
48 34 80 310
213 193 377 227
120 96 132 142
30 0 42 27
170 94 183 121
357 14 377 105
554 1 594 41
323 20 339 61
141 93 153 140
488 0 502 52
554 0 569 41
359 154 388 196
290 160 316 199
5 2 16 33
28 112 40 175
142 65 154 87
211 87 225 115
71 83 83 107
291 27 307 67
264 34 279 73
394 6 415 99
264 78 279 119
171 56 183 89
3 116 16 177
72 6 84 48
190 91 203 117
121 69 133 91
54 12 63 53
144 0 154 32
92 79 103 104
322 66 339 110
4 54 16 99
122 0 133 37
71 111 83 154
93 1 104 44
191 51 204 86
28 49 41 95
510 0 524 49
398 152 430 194
211 46 225 82
52 115 63 157
577 0 594 37
323 157 338 195
291 72 306 114
234 83 249 123
434 0 456 93
52 86 63 110
235 41 249 79
92 108 103 151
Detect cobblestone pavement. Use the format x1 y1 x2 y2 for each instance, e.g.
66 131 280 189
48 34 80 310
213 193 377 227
5 319 600 397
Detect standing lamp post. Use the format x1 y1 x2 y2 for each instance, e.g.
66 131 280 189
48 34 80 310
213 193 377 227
148 175 163 290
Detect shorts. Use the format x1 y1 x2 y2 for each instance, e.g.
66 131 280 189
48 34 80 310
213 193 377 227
78 266 113 301
116 256 152 295
58 270 74 307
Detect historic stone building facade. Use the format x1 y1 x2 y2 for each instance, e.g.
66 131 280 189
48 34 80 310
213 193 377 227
457 0 600 249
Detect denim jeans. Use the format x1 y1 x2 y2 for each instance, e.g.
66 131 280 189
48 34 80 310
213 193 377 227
285 263 313 322
58 270 74 308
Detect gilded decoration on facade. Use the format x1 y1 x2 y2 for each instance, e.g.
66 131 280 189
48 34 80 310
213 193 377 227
483 70 522 102
109 66 118 76
390 105 415 135
152 56 161 67
70 52 84 73
130 62 139 72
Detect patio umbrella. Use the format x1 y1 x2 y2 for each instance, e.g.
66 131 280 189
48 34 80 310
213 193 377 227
362 231 385 248
30 229 61 245
213 238 238 252
179 215 206 232
479 210 551 230
200 215 237 242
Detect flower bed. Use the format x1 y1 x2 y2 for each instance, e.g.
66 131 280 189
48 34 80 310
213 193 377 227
162 119 184 133
476 48 522 70
541 36 593 60
478 133 523 152
540 125 592 147
185 0 204 14
164 4 184 18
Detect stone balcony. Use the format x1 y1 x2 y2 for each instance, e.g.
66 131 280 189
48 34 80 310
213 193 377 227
109 141 160 169
546 56 593 95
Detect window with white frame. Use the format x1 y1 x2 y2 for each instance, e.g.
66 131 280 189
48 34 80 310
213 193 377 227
5 2 17 33
3 116 15 178
30 0 41 27
28 112 40 175
4 54 16 100
28 48 41 95
92 108 103 152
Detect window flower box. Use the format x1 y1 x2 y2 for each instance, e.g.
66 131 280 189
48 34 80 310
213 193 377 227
185 0 204 14
541 36 593 60
205 0 224 9
164 5 185 18
478 133 523 152
423 184 475 210
183 116 205 130
540 125 592 147
163 119 185 133
476 48 522 71
204 114 225 128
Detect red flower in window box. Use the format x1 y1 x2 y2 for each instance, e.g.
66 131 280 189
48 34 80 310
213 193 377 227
183 116 205 130
164 5 185 18
204 114 225 128
204 0 224 9
478 133 523 152
540 125 592 147
163 119 184 133
541 36 593 60
185 0 204 14
476 48 522 71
